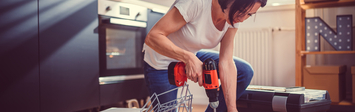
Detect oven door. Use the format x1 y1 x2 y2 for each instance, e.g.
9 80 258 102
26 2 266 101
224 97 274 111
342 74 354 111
99 19 146 77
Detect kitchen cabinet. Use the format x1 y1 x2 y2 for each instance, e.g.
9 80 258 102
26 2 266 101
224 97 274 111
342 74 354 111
1 0 157 111
0 0 40 112
39 0 99 111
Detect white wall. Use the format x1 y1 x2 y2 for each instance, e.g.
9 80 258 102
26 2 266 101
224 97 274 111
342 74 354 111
272 30 296 87
239 5 296 87
240 5 295 28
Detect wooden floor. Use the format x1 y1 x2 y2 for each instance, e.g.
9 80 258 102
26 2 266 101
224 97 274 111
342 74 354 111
97 104 355 112
191 105 207 112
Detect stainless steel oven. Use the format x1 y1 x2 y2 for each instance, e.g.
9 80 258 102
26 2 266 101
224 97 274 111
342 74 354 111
98 2 147 77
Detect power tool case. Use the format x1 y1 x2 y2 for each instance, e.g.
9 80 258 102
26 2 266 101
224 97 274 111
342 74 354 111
237 88 331 112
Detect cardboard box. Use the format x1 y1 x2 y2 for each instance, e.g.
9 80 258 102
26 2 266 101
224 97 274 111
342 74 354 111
352 66 355 103
303 65 346 102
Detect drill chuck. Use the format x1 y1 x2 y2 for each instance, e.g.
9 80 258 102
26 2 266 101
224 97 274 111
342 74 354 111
205 88 219 102
209 101 219 110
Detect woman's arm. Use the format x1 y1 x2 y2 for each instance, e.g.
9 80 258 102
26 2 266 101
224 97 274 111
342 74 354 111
145 7 203 86
219 28 238 112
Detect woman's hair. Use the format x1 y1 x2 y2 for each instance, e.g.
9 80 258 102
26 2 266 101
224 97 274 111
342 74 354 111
218 0 267 27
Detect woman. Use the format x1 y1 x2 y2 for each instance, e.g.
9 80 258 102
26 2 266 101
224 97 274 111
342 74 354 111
143 0 267 111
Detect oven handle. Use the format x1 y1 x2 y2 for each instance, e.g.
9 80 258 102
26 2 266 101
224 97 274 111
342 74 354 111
99 74 144 85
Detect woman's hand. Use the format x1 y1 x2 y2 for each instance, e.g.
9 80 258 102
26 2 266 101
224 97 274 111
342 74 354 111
183 53 203 86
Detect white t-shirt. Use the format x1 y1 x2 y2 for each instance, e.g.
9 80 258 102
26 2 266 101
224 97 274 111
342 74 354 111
143 0 239 70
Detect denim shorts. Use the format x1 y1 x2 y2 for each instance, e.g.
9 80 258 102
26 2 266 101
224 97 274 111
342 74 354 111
143 50 254 112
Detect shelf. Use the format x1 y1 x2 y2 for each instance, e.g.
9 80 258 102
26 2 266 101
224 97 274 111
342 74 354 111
300 0 355 9
331 99 355 106
300 51 355 55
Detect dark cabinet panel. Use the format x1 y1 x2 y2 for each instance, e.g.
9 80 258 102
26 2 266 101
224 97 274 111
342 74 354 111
0 0 39 112
100 79 149 106
39 0 99 111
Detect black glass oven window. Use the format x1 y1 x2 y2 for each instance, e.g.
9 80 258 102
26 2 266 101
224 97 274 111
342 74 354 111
106 28 137 69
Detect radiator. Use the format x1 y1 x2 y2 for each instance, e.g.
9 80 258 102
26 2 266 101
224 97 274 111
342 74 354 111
234 28 273 86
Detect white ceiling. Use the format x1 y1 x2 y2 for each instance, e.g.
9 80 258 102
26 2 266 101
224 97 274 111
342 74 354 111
139 0 295 7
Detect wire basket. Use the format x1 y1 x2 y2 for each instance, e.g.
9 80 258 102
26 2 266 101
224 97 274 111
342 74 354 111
141 82 193 112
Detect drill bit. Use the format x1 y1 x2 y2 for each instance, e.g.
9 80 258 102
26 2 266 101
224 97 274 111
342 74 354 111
209 101 219 112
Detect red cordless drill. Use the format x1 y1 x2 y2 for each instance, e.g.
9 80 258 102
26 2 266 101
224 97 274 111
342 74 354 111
168 58 219 112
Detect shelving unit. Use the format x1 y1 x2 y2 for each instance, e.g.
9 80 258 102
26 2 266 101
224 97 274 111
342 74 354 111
300 51 355 55
295 0 355 106
300 0 355 9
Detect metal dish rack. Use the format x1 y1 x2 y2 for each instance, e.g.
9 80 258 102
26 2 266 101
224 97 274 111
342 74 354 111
141 83 193 112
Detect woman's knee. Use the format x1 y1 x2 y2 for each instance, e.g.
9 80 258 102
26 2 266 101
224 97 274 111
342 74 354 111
244 65 254 81
234 58 254 83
